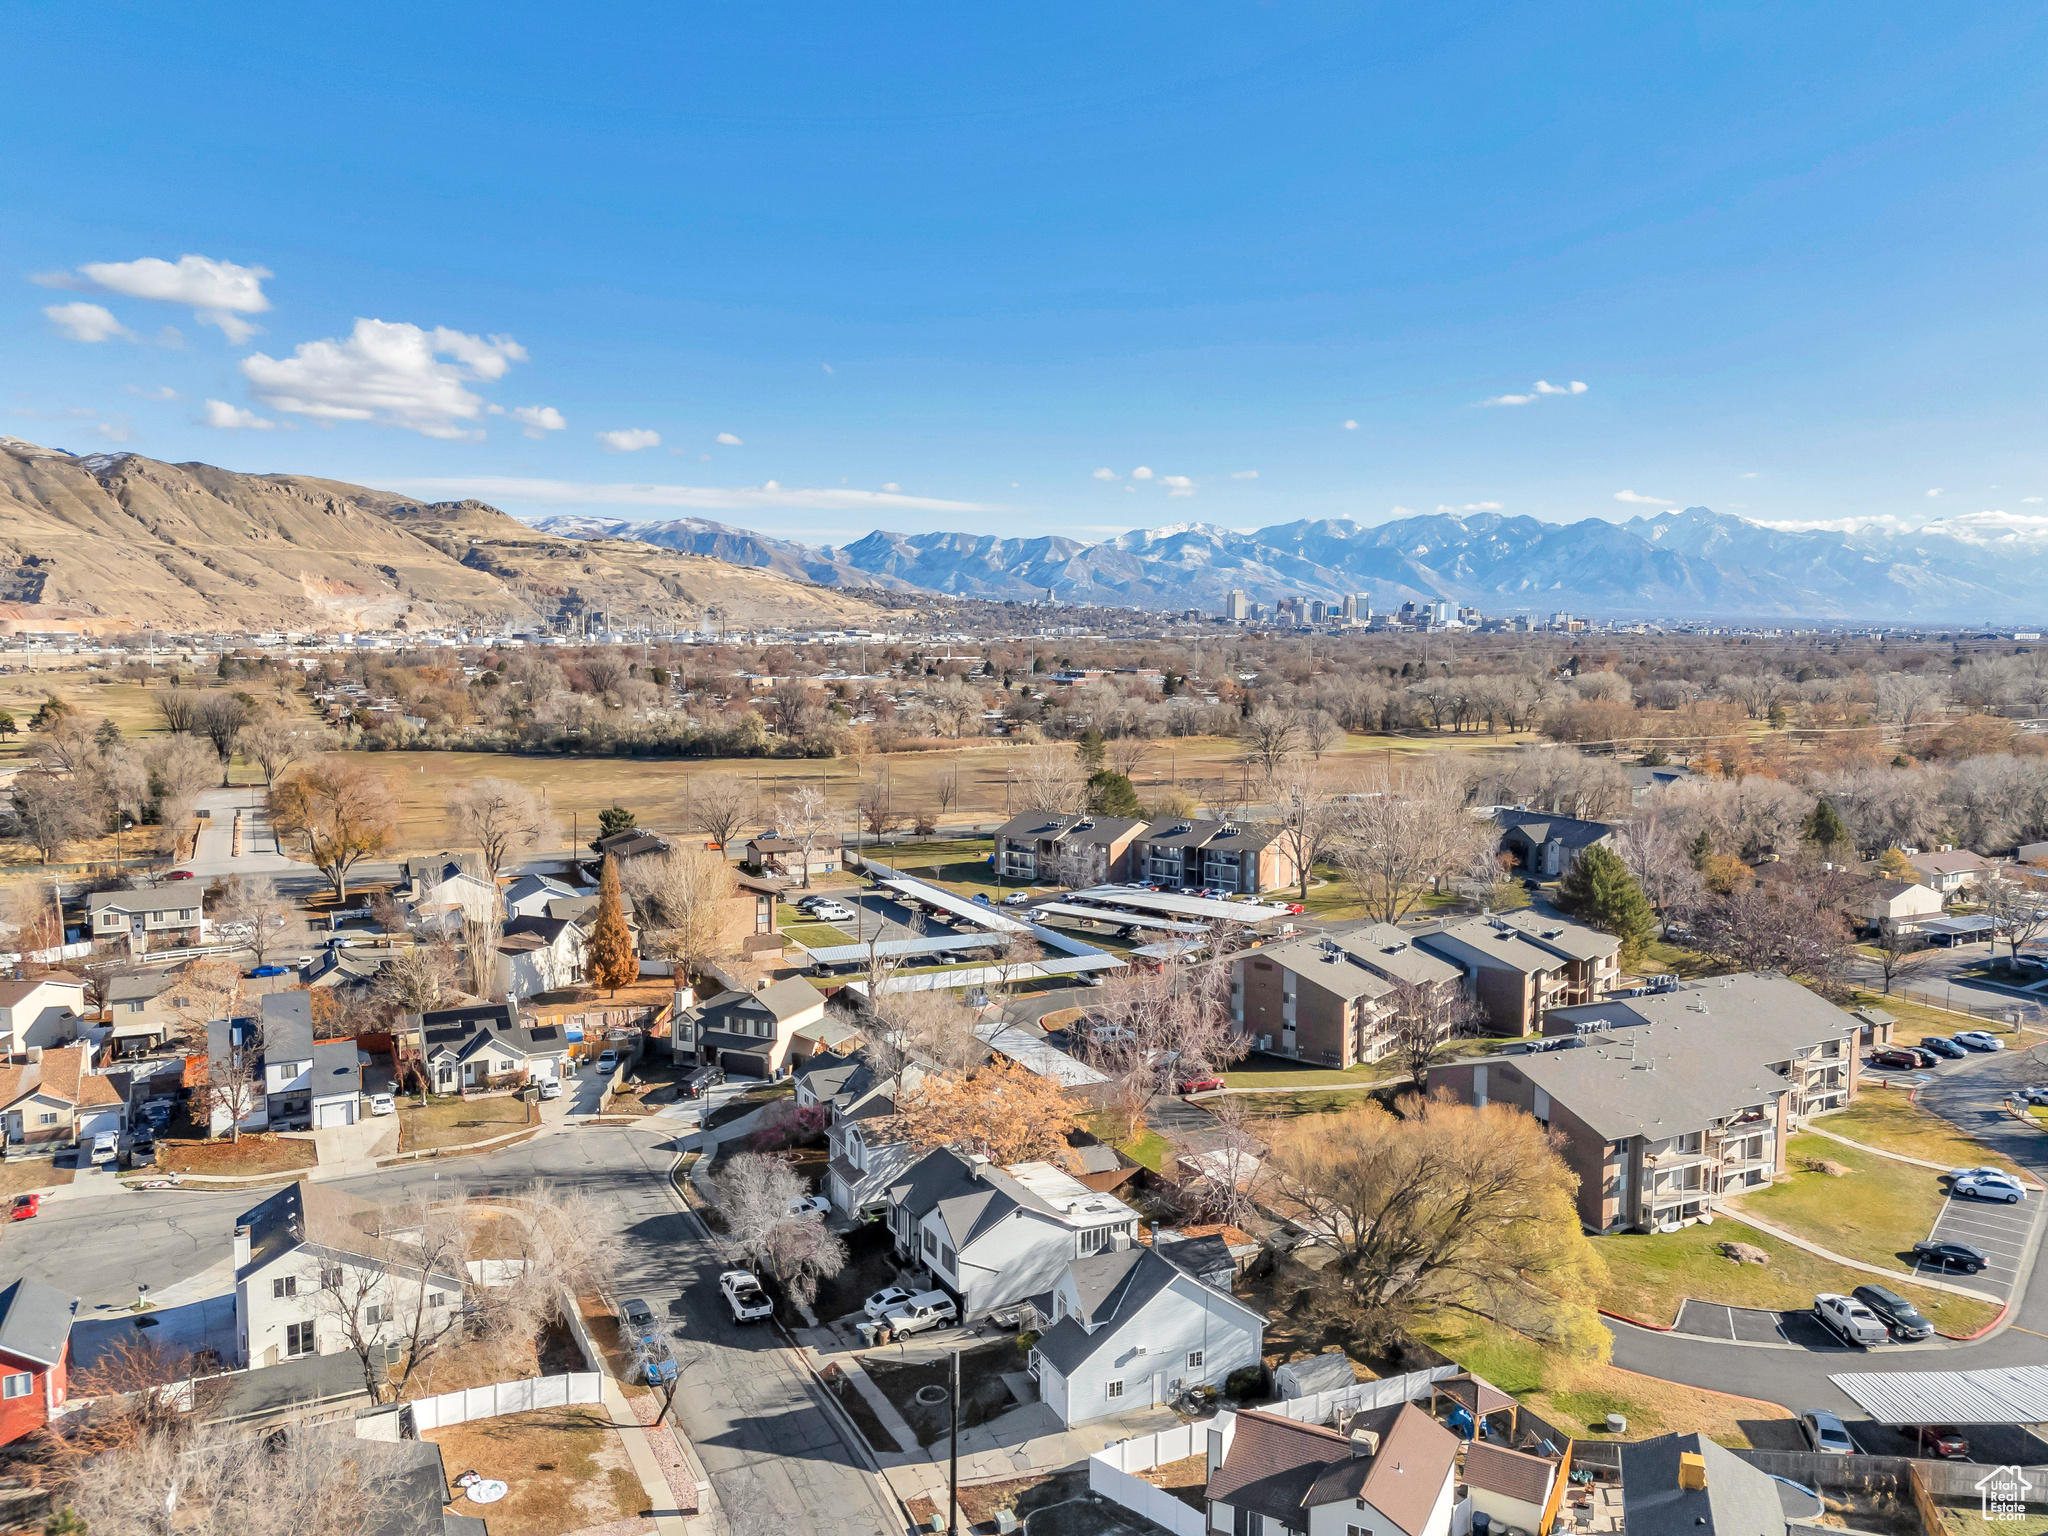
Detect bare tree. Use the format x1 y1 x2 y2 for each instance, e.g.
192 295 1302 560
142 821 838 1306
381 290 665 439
1298 709 1341 760
462 909 503 998
1386 975 1485 1090
145 733 218 833
1189 1094 1266 1233
623 846 738 983
1013 742 1087 813
710 1152 844 1307
8 770 89 862
447 776 550 883
374 943 457 1016
776 783 836 890
1272 761 1345 902
1336 760 1492 924
154 687 200 734
1983 865 2048 973
857 783 899 838
1610 814 1703 922
1237 705 1302 783
205 1021 264 1143
687 774 758 851
195 692 252 787
166 958 245 1045
240 710 322 789
213 875 297 967
1867 927 1933 997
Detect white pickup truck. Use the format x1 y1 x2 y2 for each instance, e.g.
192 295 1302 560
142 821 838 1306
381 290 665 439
720 1270 773 1325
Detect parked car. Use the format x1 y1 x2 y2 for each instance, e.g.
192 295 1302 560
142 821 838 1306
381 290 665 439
1954 1170 2026 1203
1176 1073 1225 1095
1901 1046 1941 1067
881 1292 958 1336
812 902 855 923
1852 1284 1934 1341
1918 1427 1970 1459
1920 1037 1968 1059
2020 1085 2048 1106
1954 1030 2005 1051
1869 1048 1923 1070
368 1093 396 1116
637 1336 678 1385
795 894 827 912
1913 1240 1988 1272
1799 1409 1856 1455
787 1194 830 1218
1001 892 1030 906
681 1063 725 1098
166 870 197 880
89 1134 118 1168
595 1050 619 1074
1814 1293 1888 1347
247 965 289 978
9 1195 39 1221
123 1136 157 1169
538 1079 562 1101
142 1100 174 1127
862 1286 914 1322
720 1270 773 1324
971 893 993 906
619 1296 659 1345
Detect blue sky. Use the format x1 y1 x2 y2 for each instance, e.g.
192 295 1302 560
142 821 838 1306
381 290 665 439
8 3 2048 546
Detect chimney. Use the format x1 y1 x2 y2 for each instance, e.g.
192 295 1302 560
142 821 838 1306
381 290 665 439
233 1223 251 1269
965 1153 991 1180
1351 1429 1380 1459
1677 1451 1707 1492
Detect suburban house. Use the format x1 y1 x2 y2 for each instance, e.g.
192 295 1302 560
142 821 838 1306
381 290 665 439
1463 1441 1562 1536
232 1180 465 1371
503 872 585 920
1620 1432 1830 1536
1627 764 1697 801
1028 1243 1265 1426
0 1044 124 1151
85 888 209 953
1414 912 1622 1036
0 1279 78 1447
0 973 88 1055
1128 818 1300 896
886 1148 1143 1319
206 1015 268 1137
581 829 671 881
1906 848 1994 897
259 991 318 1132
495 914 590 999
1203 1402 1462 1536
1494 809 1615 879
1862 879 1945 934
398 859 501 934
104 971 176 1057
1432 973 1884 1232
1229 924 1463 1067
671 978 828 1078
744 833 841 882
412 1001 572 1094
800 1050 924 1219
992 810 1144 887
311 1040 364 1128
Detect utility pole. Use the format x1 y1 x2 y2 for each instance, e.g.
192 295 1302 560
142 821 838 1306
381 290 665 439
948 1348 961 1536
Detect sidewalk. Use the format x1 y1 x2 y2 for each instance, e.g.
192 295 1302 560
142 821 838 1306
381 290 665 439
1718 1201 2006 1303
596 1373 691 1536
1805 1121 2046 1189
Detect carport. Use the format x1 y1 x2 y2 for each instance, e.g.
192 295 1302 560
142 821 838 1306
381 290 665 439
1830 1364 2048 1439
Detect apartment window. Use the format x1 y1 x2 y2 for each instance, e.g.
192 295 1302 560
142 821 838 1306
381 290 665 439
1105 1379 1123 1400
924 1229 937 1259
320 1265 344 1290
285 1322 314 1357
1348 1526 1373 1536
180 908 194 921
1187 1350 1204 1370
428 1292 449 1309
1 1373 30 1399
273 1276 297 1299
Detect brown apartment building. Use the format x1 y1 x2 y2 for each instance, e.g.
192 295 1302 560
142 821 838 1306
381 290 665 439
1413 911 1622 1036
1126 818 1299 895
1229 922 1462 1067
992 810 1143 886
1432 973 1888 1232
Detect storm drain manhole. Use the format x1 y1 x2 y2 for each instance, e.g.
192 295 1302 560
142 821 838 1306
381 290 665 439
914 1385 950 1407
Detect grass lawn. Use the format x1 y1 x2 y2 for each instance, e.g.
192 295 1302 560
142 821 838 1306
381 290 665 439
1224 1038 1523 1093
1591 1217 1997 1334
423 1405 645 1536
1234 1087 1392 1122
1414 1315 1792 1448
1082 1111 1173 1173
782 920 855 948
158 1134 318 1177
704 1080 794 1130
1640 938 1724 979
886 838 995 867
1844 990 2027 1046
1735 1132 1948 1272
1818 1086 2028 1178
0 1160 73 1197
397 1095 531 1152
1936 1509 2048 1536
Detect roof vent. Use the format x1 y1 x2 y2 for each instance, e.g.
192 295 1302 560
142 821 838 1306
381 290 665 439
1351 1429 1380 1459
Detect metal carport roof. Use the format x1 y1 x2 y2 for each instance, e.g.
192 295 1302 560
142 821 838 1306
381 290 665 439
1829 1365 2048 1425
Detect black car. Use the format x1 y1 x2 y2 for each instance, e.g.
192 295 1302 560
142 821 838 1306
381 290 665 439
680 1062 725 1099
1920 1037 1968 1060
1853 1283 1934 1340
1913 1240 1988 1272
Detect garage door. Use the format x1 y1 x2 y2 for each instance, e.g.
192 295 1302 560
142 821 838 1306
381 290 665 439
316 1100 355 1128
78 1108 121 1143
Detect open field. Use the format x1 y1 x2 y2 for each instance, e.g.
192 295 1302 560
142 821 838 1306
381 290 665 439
397 1095 531 1151
1591 1216 1997 1334
1734 1132 1947 1272
422 1405 645 1536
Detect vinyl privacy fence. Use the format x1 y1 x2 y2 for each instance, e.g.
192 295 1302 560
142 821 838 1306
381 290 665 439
405 1371 602 1432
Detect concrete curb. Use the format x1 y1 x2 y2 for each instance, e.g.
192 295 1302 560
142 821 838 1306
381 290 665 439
1597 1306 1676 1331
1718 1203 2005 1303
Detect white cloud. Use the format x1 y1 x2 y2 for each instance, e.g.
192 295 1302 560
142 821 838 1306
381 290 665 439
1482 393 1537 407
203 398 275 431
1534 380 1589 395
1739 471 1759 479
497 405 565 439
1388 505 1416 515
881 482 901 492
241 320 527 440
1464 501 1503 511
125 385 178 401
390 476 998 514
1927 487 1944 498
94 417 134 443
43 254 273 343
715 432 743 446
44 302 133 343
2025 496 2044 504
1132 466 1154 480
1613 489 1674 505
1092 467 1118 481
821 363 834 374
598 428 661 452
1231 470 1258 480
1436 504 1456 512
1161 475 1196 498
1343 420 1359 430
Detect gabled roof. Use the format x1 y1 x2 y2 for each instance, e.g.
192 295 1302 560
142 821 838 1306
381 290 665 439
418 1002 565 1062
590 830 670 860
1463 1442 1557 1506
502 914 580 948
1035 1245 1264 1378
0 1044 123 1113
1134 818 1286 853
0 1278 78 1369
235 1180 465 1290
693 978 822 1028
1205 1410 1355 1529
106 972 173 1005
312 1039 361 1097
85 889 201 916
992 809 1144 846
1495 808 1614 849
1621 1433 1802 1536
503 873 580 909
262 990 315 1060
1909 849 1992 875
0 975 85 1006
1302 1403 1458 1532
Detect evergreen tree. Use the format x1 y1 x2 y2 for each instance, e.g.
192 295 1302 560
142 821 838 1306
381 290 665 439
1687 829 1713 872
1075 731 1106 774
1086 769 1141 818
1804 796 1849 852
1554 844 1658 968
593 804 637 848
587 855 638 996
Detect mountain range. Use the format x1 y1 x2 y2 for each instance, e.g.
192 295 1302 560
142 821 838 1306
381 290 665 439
530 507 2048 623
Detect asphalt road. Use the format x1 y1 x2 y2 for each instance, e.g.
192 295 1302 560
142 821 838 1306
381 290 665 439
23 1126 901 1536
1605 1045 2048 1418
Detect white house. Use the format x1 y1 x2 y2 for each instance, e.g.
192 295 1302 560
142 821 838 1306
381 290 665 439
1028 1244 1265 1426
1204 1403 1461 1536
413 1002 571 1093
887 1150 1143 1320
85 890 210 953
673 978 828 1078
1864 879 1945 934
259 991 318 1131
0 975 88 1056
309 1039 363 1128
206 1015 268 1138
1907 848 1994 897
503 872 584 921
494 915 588 1000
799 1051 925 1220
231 1180 465 1370
400 859 501 934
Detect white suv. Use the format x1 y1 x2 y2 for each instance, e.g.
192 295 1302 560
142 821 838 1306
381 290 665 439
1815 1293 1887 1348
882 1291 958 1336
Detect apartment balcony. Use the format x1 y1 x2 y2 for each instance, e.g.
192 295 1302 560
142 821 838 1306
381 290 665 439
1645 1145 1711 1170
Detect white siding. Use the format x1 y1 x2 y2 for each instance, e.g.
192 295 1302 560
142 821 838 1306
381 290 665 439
939 1211 1086 1318
1057 1277 1263 1427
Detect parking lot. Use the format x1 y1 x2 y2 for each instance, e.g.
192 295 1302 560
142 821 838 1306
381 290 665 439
1672 1301 1885 1350
1916 1186 2038 1301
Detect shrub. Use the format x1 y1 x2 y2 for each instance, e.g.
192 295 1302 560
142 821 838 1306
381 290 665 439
1225 1365 1265 1401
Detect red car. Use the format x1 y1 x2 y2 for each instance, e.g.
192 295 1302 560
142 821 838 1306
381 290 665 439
1176 1074 1226 1095
1870 1048 1921 1070
1919 1427 1969 1458
10 1194 40 1221
166 870 197 880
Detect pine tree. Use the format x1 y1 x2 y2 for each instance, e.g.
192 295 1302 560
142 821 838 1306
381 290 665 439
597 804 637 841
1554 844 1658 968
587 855 638 996
1075 731 1106 774
1688 829 1713 872
1086 769 1141 817
1804 797 1849 852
